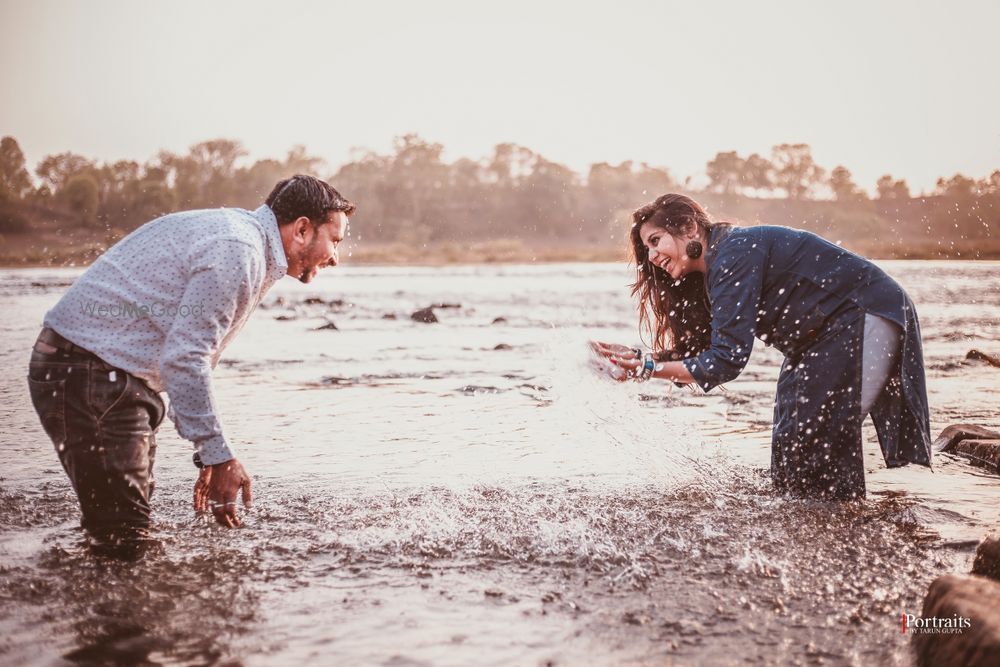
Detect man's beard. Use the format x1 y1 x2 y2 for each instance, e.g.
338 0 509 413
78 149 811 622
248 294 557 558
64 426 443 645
296 239 322 282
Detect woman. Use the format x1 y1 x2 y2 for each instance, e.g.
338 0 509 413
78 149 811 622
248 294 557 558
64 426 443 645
593 194 932 499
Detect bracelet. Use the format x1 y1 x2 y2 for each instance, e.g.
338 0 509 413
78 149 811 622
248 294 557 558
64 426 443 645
635 354 655 382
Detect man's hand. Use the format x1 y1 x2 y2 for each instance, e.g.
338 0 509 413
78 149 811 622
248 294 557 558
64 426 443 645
193 458 252 528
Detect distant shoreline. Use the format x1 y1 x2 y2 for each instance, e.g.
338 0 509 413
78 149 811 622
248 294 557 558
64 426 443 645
3 237 1000 269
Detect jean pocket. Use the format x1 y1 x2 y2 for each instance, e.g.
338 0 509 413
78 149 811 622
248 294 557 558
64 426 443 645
88 367 132 421
27 376 68 447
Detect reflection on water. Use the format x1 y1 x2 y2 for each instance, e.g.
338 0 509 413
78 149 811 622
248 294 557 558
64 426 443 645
1 261 998 665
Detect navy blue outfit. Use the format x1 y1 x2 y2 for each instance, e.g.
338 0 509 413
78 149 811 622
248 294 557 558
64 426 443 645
681 225 932 499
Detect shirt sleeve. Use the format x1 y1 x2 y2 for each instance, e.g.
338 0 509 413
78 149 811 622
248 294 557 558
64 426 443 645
159 239 260 465
683 242 767 391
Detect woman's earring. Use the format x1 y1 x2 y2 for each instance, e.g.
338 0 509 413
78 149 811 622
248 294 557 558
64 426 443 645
685 240 703 259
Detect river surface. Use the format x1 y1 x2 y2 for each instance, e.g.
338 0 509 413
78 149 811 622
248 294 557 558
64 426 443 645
1 261 998 666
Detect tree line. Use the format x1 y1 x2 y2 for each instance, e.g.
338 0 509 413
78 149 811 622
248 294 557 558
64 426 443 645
1 134 997 250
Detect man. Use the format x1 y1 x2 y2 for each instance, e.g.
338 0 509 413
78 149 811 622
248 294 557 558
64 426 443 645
27 175 354 549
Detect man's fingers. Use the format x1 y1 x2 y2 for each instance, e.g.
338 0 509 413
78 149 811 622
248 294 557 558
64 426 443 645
193 468 211 512
197 484 209 513
212 507 232 527
211 503 238 528
241 476 253 508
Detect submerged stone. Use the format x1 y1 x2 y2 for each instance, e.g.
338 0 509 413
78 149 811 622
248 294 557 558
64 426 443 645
972 538 1000 582
951 440 1000 474
933 424 1000 453
965 349 1000 368
411 307 438 323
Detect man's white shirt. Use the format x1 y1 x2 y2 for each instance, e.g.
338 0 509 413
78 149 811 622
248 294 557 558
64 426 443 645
44 205 288 465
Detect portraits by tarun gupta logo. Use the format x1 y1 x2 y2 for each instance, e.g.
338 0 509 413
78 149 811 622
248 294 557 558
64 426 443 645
901 611 971 635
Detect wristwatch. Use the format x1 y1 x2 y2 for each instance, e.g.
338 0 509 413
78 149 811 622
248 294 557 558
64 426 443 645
193 452 204 468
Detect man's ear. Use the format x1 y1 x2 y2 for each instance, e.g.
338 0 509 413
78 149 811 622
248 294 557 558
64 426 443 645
292 216 313 243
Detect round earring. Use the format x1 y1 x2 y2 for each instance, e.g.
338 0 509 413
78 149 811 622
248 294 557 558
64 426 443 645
685 240 703 259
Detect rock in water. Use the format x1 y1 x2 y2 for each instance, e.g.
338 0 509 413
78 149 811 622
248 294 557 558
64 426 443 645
411 307 438 323
973 539 1000 582
933 424 1000 453
914 574 1000 667
952 440 1000 474
966 349 1000 368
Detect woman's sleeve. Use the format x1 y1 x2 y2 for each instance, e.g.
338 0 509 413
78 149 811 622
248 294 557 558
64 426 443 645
682 241 767 391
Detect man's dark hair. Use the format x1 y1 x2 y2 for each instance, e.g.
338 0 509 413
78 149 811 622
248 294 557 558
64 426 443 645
265 174 356 226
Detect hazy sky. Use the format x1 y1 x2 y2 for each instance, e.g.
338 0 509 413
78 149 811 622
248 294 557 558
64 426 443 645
2 0 998 195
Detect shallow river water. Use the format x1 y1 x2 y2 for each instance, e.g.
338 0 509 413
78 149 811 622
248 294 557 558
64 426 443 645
1 261 998 666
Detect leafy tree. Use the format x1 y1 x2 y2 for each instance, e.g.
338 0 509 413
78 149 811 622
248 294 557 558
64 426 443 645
61 174 100 225
740 153 773 194
705 151 743 194
35 152 95 195
771 143 825 199
158 139 248 208
875 175 910 200
978 170 1000 195
829 165 866 201
0 136 33 201
935 173 977 199
519 155 579 237
487 143 536 188
0 199 30 232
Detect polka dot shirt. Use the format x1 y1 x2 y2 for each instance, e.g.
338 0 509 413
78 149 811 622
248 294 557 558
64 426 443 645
44 205 288 465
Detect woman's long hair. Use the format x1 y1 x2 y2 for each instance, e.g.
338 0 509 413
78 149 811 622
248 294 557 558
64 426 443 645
628 194 728 359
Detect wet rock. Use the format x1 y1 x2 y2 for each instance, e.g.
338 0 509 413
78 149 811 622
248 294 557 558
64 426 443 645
493 343 512 351
484 589 504 598
966 349 1000 368
972 539 1000 582
431 302 461 309
382 313 397 320
63 627 168 665
914 574 1000 667
933 424 1000 453
313 321 338 331
303 297 326 305
622 610 650 625
951 440 1000 474
492 316 508 324
274 314 296 321
411 307 438 323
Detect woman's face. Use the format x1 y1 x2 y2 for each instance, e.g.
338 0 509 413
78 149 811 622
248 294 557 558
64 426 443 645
639 222 698 280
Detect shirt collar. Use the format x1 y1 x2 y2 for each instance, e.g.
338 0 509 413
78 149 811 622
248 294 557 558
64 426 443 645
704 224 733 271
253 205 288 283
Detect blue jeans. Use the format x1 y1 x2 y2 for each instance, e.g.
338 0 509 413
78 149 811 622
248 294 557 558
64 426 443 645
27 332 166 548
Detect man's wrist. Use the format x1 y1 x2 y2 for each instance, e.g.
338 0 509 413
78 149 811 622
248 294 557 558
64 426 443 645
194 435 236 467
